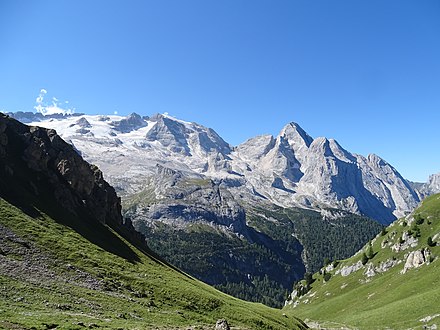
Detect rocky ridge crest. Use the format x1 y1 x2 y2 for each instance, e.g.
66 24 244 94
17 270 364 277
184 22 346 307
0 113 143 244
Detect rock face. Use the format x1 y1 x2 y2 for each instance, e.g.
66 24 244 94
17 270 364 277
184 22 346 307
337 261 364 277
17 112 433 224
126 165 247 234
0 113 142 243
111 112 148 133
401 249 432 274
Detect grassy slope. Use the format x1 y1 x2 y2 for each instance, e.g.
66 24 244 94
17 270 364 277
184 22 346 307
0 198 307 330
284 194 440 329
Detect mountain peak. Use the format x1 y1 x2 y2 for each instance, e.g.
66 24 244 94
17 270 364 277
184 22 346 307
279 122 314 148
111 112 147 133
367 153 388 166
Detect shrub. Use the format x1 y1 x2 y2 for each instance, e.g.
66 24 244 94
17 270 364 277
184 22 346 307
411 225 421 238
414 214 424 225
304 272 314 287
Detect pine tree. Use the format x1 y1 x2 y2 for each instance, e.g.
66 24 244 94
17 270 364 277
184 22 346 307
366 241 374 259
361 252 368 265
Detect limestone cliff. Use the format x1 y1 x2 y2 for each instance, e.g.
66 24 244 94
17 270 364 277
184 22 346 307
0 113 143 245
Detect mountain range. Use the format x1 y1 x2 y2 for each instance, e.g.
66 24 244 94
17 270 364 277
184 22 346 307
10 110 437 224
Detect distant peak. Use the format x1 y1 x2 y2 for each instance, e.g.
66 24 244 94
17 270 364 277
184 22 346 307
279 121 313 147
111 112 147 133
75 117 92 128
127 112 141 118
161 112 193 126
287 121 303 129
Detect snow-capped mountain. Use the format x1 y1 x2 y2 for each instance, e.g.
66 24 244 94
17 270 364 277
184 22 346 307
17 111 427 223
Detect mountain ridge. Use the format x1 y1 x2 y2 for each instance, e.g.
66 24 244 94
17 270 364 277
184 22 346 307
11 110 437 223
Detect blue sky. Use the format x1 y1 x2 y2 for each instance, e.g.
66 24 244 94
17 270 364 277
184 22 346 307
0 0 439 182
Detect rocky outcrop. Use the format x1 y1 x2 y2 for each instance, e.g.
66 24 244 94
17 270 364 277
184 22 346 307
215 319 230 330
0 113 142 244
401 249 432 274
336 261 363 277
75 117 92 128
391 231 419 253
364 258 401 277
126 166 247 234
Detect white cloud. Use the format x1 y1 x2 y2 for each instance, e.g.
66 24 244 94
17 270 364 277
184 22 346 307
35 89 47 104
114 110 118 115
34 89 74 116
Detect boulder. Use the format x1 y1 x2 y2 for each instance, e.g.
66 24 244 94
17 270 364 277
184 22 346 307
401 249 431 274
337 261 363 277
215 319 230 330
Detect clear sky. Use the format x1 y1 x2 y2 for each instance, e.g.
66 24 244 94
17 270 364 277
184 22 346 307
1 0 439 182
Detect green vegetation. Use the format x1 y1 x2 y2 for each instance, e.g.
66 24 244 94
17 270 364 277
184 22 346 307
366 241 374 259
0 198 307 330
247 205 384 273
285 194 440 329
361 252 368 265
141 222 300 308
